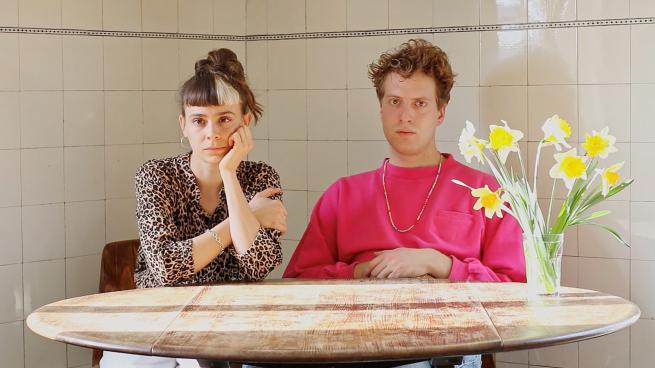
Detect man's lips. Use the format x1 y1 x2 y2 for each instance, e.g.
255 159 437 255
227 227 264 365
396 130 416 135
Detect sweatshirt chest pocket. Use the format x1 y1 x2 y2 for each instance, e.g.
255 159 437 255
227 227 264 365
433 210 482 251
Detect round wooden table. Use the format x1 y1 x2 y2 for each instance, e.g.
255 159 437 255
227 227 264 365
26 279 640 365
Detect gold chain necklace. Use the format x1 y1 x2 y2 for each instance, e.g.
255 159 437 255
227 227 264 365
382 158 442 233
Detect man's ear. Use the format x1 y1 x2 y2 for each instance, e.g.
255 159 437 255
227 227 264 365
436 103 447 127
243 112 253 127
178 114 185 133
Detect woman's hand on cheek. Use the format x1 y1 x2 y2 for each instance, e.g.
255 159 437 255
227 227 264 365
219 125 254 174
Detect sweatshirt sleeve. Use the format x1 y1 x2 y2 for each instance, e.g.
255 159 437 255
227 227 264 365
283 181 359 279
225 163 283 281
135 162 195 286
448 211 526 282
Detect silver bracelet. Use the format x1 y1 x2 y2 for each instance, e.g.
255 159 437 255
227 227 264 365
206 229 224 249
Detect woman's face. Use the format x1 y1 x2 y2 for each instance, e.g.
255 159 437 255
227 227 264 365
179 103 252 164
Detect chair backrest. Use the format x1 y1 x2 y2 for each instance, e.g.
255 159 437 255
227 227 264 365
92 239 140 367
98 239 140 293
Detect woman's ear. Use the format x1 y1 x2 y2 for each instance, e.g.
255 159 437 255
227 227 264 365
243 112 253 127
178 114 185 133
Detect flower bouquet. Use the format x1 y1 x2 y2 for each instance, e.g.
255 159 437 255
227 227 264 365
453 115 633 295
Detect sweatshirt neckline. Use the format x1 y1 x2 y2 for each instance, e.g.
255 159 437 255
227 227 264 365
382 153 453 179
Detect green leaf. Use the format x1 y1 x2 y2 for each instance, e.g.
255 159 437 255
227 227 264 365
578 220 630 247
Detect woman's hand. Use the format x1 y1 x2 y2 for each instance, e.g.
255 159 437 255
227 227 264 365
219 125 253 174
249 188 288 234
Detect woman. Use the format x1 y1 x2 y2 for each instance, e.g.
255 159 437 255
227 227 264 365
100 48 287 368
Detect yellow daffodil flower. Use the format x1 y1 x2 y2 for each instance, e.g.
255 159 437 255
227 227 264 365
541 114 572 151
582 127 617 159
549 148 588 190
471 185 506 219
596 162 624 196
458 120 488 164
488 120 523 164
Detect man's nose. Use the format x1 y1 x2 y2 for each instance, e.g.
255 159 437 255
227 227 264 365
399 103 414 123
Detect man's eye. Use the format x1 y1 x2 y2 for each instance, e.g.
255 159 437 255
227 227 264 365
416 101 427 107
389 99 399 105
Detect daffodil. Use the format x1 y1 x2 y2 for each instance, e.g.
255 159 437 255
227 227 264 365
488 120 523 164
596 162 624 196
541 114 572 151
549 148 588 190
582 127 617 159
458 120 488 164
471 185 506 219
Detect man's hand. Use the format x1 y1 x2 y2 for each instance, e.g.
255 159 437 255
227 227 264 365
249 188 287 234
363 248 453 279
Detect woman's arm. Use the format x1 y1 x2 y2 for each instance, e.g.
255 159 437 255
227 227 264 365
218 125 262 254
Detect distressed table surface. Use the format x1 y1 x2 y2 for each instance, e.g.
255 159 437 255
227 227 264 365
26 279 640 363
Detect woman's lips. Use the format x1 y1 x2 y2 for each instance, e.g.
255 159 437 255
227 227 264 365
204 147 228 152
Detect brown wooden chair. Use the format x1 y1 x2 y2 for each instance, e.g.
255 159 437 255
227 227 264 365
91 239 140 367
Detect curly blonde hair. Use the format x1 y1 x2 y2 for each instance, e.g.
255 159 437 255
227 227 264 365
368 39 455 108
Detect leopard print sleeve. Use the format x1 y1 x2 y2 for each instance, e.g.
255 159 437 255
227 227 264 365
226 162 284 280
135 161 196 286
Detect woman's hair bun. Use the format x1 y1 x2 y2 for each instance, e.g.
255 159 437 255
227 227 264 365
194 48 245 81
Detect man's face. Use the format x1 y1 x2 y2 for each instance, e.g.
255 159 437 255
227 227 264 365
379 71 446 159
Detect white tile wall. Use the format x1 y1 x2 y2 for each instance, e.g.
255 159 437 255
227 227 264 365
214 0 246 35
307 90 348 140
19 0 61 28
0 34 20 90
19 34 63 91
0 0 19 27
62 0 101 30
0 206 22 265
528 0 576 22
268 90 307 140
65 201 106 258
0 322 24 368
142 0 178 33
578 26 630 84
22 203 65 262
64 91 105 147
307 38 347 89
179 0 213 34
20 91 63 148
389 0 433 29
63 36 103 91
0 92 20 149
433 0 480 26
307 0 347 32
103 0 142 31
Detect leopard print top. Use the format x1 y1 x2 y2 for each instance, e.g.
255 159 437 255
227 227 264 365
134 152 283 288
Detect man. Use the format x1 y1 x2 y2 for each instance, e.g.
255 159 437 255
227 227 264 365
284 39 525 283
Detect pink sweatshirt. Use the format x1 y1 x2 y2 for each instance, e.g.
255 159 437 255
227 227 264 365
283 154 526 282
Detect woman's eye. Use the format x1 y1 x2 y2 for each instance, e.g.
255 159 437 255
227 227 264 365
219 116 232 124
192 118 205 126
